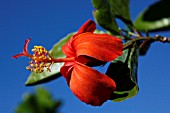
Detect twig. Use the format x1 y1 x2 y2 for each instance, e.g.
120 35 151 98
123 35 170 50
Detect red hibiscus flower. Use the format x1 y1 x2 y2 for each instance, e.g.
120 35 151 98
12 20 123 106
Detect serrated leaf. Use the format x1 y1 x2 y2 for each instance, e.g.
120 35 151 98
25 33 74 86
92 0 132 33
16 87 61 113
134 0 170 32
106 43 139 102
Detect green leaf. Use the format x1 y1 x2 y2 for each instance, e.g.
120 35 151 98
134 0 170 32
15 87 61 113
25 33 74 86
92 0 119 35
106 43 139 102
92 0 132 33
107 0 132 26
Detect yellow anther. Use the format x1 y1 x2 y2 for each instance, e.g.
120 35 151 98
26 66 33 71
34 60 38 63
39 56 42 58
26 45 53 73
30 63 34 67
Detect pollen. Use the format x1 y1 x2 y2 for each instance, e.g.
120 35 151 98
26 46 53 73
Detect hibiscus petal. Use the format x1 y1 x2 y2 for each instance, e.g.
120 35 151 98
60 62 74 83
75 55 106 66
75 20 96 36
72 33 123 62
62 20 96 57
62 38 76 57
69 62 116 106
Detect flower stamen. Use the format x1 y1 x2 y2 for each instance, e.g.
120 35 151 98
13 38 75 73
27 45 54 73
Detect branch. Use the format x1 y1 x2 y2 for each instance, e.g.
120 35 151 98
123 35 170 50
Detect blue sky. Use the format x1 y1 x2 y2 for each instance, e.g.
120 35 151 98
1 0 170 113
